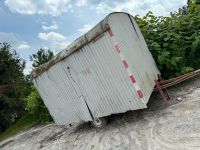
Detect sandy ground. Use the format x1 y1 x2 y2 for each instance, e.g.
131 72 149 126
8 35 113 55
1 77 200 150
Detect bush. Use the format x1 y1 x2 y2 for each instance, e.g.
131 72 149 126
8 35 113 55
135 4 200 79
25 86 52 122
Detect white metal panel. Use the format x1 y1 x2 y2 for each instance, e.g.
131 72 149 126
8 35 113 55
73 36 146 118
108 13 160 103
33 61 93 124
33 12 160 124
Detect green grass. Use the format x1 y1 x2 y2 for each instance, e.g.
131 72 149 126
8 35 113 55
0 115 38 142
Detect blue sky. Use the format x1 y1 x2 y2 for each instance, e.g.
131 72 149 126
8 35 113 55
0 0 187 74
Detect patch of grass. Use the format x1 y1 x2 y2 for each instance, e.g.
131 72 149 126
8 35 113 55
0 115 38 142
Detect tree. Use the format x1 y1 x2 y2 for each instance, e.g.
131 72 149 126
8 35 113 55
30 48 54 68
135 3 200 78
0 43 25 84
24 48 54 122
0 43 29 132
188 0 200 5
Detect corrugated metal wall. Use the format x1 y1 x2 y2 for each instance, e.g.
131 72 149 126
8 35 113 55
108 13 160 104
74 34 146 118
33 12 160 125
33 61 93 125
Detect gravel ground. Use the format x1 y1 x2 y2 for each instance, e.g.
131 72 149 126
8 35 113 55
1 77 200 150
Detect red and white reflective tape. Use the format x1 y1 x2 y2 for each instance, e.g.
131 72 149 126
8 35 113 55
108 27 144 99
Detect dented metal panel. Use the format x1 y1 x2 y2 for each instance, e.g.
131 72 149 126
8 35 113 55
33 61 93 124
32 12 160 125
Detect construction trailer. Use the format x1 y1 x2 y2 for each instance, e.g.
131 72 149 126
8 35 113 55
31 12 160 127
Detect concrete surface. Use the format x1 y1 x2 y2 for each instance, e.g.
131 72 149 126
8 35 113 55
1 77 200 150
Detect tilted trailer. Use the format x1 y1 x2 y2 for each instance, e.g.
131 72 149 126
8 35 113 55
31 12 160 127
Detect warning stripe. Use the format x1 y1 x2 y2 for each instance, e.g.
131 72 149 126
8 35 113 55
108 28 144 99
108 28 114 37
137 90 143 98
130 75 136 83
122 60 129 68
114 44 120 53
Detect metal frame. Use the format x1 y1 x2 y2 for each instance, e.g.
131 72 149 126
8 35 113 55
154 69 200 101
154 75 170 101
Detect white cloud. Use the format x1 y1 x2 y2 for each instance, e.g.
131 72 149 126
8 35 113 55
4 0 187 17
38 31 66 42
4 0 71 16
42 23 58 31
42 46 50 50
95 0 187 16
18 42 31 50
4 0 37 15
76 0 87 7
38 31 70 50
78 23 94 34
95 2 112 14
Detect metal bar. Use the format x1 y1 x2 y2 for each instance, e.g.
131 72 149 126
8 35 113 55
159 69 200 85
159 71 196 85
159 73 192 85
155 80 168 101
160 73 199 89
154 69 200 91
